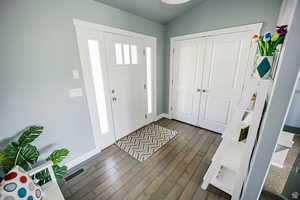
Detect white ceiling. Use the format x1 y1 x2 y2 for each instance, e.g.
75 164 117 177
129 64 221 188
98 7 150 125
94 0 206 24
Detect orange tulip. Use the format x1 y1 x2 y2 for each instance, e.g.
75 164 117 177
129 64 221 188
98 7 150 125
252 35 259 40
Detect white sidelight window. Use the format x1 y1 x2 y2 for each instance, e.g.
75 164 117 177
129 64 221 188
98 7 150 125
146 47 152 114
88 40 109 134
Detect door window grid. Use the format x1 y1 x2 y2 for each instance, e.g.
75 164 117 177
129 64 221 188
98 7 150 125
131 45 138 64
123 44 130 64
114 43 138 65
88 40 110 134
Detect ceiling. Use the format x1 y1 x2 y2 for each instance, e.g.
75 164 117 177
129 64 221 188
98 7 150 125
94 0 206 24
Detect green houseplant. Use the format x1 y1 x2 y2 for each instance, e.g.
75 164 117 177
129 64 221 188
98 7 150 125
0 126 70 185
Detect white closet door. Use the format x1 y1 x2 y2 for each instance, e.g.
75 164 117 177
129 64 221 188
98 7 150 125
172 38 205 124
198 32 252 133
104 33 147 140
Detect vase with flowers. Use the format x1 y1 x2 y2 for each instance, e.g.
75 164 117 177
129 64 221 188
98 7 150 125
252 25 288 79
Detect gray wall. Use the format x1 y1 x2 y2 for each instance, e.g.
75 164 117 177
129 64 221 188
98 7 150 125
0 0 165 164
163 0 283 113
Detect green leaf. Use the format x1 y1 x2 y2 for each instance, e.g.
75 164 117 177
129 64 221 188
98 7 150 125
3 142 39 171
18 144 39 164
35 164 68 185
53 165 68 181
18 126 43 147
35 169 51 186
4 142 19 161
46 149 70 165
0 152 14 173
0 152 13 166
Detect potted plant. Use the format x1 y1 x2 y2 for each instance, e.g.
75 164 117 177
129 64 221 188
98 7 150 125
0 126 70 185
252 25 288 79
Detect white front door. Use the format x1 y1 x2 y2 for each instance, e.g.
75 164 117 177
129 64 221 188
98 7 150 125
172 38 205 124
198 32 253 133
104 33 147 140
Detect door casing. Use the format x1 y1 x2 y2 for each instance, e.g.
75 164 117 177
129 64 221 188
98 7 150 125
74 19 157 150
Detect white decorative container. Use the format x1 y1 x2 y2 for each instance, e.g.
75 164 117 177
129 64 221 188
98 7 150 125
254 55 274 79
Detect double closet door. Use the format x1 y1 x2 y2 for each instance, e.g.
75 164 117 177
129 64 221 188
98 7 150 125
171 31 253 133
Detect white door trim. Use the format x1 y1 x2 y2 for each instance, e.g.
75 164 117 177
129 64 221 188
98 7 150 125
170 23 263 42
168 23 263 119
74 18 157 149
74 19 157 42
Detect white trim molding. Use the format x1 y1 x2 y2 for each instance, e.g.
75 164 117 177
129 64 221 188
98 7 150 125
65 147 102 170
156 113 171 121
170 23 263 42
73 19 157 42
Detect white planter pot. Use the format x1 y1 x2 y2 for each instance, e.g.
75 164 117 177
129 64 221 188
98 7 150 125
255 56 274 79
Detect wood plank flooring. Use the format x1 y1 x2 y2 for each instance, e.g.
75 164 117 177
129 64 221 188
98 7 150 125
60 119 230 200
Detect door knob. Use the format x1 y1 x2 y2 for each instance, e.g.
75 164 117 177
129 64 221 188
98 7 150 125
112 89 115 94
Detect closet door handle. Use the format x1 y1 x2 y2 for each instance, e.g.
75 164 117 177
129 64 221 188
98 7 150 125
197 89 209 93
112 97 117 101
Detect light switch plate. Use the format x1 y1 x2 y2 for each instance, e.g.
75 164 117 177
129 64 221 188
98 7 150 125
69 88 83 98
72 70 80 79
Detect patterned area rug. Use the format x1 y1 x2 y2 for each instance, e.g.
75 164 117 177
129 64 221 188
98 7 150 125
115 124 178 162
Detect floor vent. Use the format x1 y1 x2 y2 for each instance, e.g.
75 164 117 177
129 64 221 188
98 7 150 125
64 168 84 182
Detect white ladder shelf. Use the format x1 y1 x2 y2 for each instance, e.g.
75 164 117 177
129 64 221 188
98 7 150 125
201 78 272 199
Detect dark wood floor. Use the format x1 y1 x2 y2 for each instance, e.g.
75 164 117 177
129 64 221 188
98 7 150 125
60 118 230 200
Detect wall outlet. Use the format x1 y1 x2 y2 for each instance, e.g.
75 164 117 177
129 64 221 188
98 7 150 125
69 88 83 98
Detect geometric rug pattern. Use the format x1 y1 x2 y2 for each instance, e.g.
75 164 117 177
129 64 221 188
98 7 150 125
115 124 178 162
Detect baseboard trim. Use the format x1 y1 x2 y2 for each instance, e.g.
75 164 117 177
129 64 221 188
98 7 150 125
65 147 102 169
156 113 170 121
